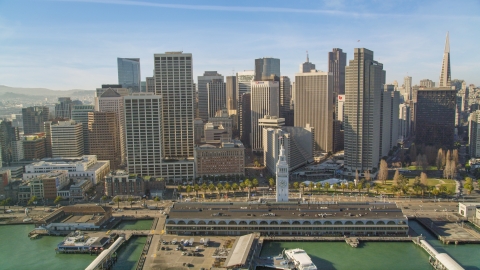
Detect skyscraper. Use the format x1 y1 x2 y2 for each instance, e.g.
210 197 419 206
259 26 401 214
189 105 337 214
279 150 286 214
239 93 251 147
50 120 84 158
0 120 20 166
469 110 480 158
55 97 74 119
404 76 412 101
88 111 121 170
207 79 226 118
236 70 255 103
299 51 316 73
71 104 95 155
344 48 385 173
415 87 456 148
198 71 224 121
154 52 195 159
226 76 237 112
379 85 400 158
251 81 279 152
146 76 155 93
439 32 451 87
254 57 280 81
124 95 163 176
279 76 292 125
328 48 347 96
294 70 334 153
117 58 141 92
98 88 126 165
22 106 49 135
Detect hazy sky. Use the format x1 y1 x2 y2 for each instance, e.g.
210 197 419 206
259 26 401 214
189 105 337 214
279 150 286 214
1 0 479 90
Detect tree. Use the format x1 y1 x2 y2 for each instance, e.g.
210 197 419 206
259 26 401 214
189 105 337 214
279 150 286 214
378 160 389 184
348 182 355 192
154 196 160 206
177 185 183 193
432 188 440 196
412 177 422 195
392 169 400 186
364 170 371 182
231 183 239 197
194 184 200 198
54 196 63 205
293 182 300 190
464 183 474 194
324 182 331 192
216 183 224 197
420 172 428 186
4 198 11 209
365 183 371 194
0 200 6 211
252 178 259 191
186 185 192 197
244 179 252 200
300 182 306 196
268 178 275 188
27 195 38 207
355 170 359 183
201 183 208 199
453 149 459 165
436 148 444 170
309 182 315 194
374 183 381 194
332 183 338 193
357 183 363 193
224 183 231 196
128 197 134 208
208 183 216 194
340 183 347 193
113 196 121 209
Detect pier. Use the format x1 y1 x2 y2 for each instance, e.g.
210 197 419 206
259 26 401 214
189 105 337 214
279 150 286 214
416 217 480 244
413 238 464 270
85 236 125 270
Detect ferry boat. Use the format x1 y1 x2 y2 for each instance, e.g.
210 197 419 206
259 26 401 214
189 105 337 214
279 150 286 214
284 248 317 270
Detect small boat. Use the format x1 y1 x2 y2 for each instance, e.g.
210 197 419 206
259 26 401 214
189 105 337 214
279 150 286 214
23 218 32 222
284 248 317 270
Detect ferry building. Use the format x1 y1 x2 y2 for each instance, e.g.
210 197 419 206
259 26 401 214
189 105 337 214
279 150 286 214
165 202 408 236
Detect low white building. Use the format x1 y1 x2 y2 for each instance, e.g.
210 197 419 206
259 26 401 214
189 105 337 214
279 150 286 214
23 155 110 185
458 202 480 218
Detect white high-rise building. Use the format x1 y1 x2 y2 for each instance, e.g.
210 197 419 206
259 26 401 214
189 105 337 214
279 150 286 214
124 95 163 176
154 52 195 160
379 85 400 158
236 70 254 104
294 70 333 153
275 144 289 202
251 81 279 152
198 71 223 121
98 89 126 165
404 76 412 100
50 120 84 158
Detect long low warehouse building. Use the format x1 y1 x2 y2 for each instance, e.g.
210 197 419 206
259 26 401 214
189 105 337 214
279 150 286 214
165 202 409 236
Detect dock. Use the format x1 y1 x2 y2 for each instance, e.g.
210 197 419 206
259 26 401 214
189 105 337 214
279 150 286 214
416 217 480 244
345 237 359 247
29 234 40 240
413 238 464 270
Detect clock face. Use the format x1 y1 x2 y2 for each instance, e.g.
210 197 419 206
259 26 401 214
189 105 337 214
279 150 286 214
280 180 288 188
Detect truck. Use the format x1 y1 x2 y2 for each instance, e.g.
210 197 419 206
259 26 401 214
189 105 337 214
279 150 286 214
204 238 210 247
189 238 194 246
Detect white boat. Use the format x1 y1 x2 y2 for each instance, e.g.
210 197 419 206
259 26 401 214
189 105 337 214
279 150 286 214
23 218 32 222
284 248 317 270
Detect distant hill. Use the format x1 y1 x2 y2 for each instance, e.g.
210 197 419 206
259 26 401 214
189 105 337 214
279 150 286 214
0 85 94 97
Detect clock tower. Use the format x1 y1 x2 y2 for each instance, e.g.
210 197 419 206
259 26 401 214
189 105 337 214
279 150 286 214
276 144 289 202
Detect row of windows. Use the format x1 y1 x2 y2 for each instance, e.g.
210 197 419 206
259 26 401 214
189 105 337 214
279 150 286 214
166 226 408 231
167 220 404 225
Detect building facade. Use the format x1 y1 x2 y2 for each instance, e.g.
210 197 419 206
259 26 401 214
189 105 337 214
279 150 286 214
254 57 280 81
251 81 279 152
88 111 122 170
50 120 84 158
344 48 385 173
207 79 227 119
198 71 224 121
22 106 49 135
294 70 334 153
154 52 195 159
55 97 73 119
328 48 347 96
71 105 95 155
117 57 141 92
23 133 46 160
194 140 245 177
469 110 480 158
415 87 456 148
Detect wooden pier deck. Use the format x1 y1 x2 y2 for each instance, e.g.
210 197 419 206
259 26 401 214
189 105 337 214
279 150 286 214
416 217 480 244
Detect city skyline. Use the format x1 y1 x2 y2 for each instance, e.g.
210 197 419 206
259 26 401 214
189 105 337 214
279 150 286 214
1 0 479 89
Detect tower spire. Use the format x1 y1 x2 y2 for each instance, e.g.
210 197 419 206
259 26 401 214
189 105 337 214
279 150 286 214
444 31 450 53
306 50 309 62
439 31 451 87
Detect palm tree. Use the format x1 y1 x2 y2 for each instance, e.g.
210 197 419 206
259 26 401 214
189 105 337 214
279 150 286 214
186 185 192 197
224 183 231 197
340 183 347 193
332 183 338 194
128 197 134 208
194 184 200 198
100 195 108 206
365 183 371 195
348 182 355 192
0 200 6 211
308 182 315 194
357 183 363 194
232 183 239 198
324 182 331 193
54 196 63 205
374 183 381 194
252 178 259 191
244 179 252 200
28 195 38 207
114 196 121 209
201 183 208 199
154 196 160 206
216 183 224 198
268 178 275 188
293 182 300 190
5 198 11 209
208 183 216 195
300 182 306 196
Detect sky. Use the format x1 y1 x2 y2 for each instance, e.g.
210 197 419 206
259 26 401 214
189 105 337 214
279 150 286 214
0 0 479 90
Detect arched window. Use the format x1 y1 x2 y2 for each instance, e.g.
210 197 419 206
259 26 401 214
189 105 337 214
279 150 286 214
167 220 176 224
324 221 332 225
334 221 343 225
178 221 186 225
387 221 396 225
187 220 196 225
281 221 290 225
292 221 301 225
270 221 278 225
239 221 247 225
366 221 374 225
198 220 206 225
313 221 321 225
260 221 268 225
303 221 311 225
355 221 364 225
345 221 353 225
208 220 216 225
218 221 227 225
249 221 258 225
377 221 385 225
